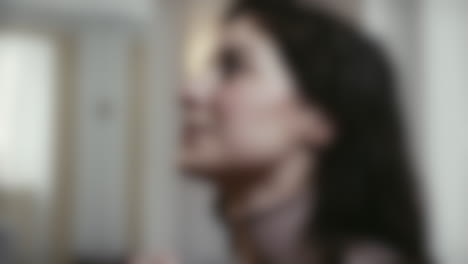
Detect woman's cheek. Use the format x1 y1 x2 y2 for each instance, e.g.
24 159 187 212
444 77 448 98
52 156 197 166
225 118 292 166
217 88 294 164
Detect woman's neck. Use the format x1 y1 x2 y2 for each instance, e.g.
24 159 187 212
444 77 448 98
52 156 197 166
218 151 315 264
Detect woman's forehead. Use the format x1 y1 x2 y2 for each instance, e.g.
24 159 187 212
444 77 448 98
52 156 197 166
222 16 287 68
222 15 271 48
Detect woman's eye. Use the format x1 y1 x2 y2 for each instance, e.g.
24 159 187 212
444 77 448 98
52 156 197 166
219 49 243 79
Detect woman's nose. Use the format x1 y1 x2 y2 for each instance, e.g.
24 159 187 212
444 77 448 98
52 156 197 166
180 77 217 110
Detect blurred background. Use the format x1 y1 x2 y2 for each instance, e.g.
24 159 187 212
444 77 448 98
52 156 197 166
0 0 466 263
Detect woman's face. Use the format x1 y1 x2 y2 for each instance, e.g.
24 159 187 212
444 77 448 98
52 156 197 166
180 15 332 176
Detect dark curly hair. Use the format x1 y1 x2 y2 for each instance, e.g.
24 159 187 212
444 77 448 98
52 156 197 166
225 0 429 263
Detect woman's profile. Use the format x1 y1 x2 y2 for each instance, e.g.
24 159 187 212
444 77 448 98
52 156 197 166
177 0 428 263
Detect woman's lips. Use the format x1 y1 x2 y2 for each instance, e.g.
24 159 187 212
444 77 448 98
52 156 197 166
182 122 211 145
183 123 198 143
182 112 217 145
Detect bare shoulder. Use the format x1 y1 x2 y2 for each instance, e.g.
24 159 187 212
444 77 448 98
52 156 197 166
343 240 407 264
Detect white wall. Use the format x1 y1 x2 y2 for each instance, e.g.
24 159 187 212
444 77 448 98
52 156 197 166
72 27 132 258
421 2 468 263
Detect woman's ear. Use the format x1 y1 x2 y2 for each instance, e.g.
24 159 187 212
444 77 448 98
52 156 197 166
303 106 336 149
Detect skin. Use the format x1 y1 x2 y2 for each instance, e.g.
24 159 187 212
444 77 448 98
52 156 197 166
180 14 334 178
180 14 333 264
176 14 403 264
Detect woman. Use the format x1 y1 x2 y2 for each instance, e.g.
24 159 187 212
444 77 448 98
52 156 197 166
180 0 428 263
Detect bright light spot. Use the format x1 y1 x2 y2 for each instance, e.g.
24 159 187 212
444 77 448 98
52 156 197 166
0 31 57 196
